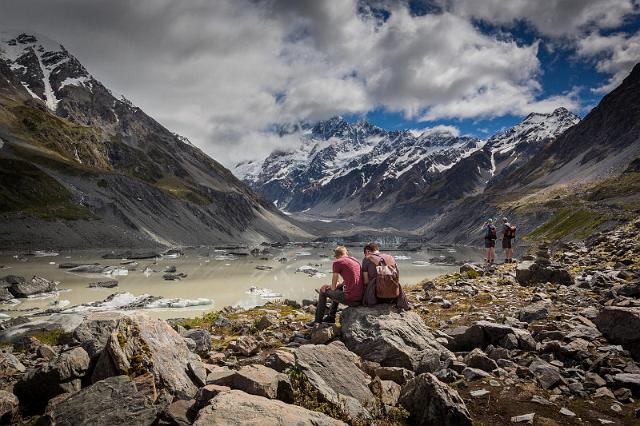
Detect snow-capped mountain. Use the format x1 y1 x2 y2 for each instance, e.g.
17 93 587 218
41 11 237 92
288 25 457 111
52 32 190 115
236 117 484 216
237 108 579 219
484 107 581 181
0 30 307 247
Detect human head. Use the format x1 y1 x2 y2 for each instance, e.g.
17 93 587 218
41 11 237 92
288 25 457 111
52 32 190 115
503 217 508 223
363 242 380 255
487 218 493 224
334 246 348 258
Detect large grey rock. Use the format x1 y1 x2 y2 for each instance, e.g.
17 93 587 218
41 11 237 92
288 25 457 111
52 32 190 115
464 348 498 372
14 347 90 413
595 306 640 361
399 373 472 426
295 341 374 420
193 390 346 425
518 301 550 323
265 349 295 373
231 364 290 400
341 305 454 373
8 275 58 297
0 285 13 302
0 390 18 422
72 311 125 358
0 313 84 343
183 328 212 356
91 312 205 398
529 358 562 389
46 375 158 425
516 261 573 286
446 321 535 352
0 351 26 375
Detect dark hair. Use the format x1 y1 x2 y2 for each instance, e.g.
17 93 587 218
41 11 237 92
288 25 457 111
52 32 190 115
363 242 380 253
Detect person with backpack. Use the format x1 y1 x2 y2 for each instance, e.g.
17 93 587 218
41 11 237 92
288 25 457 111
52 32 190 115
305 246 363 328
483 219 497 264
502 217 516 263
361 242 400 304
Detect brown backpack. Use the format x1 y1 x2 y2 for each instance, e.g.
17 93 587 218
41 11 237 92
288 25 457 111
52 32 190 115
369 254 400 298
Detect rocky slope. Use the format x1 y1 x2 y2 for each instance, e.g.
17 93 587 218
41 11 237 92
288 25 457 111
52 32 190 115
0 31 308 250
0 219 639 424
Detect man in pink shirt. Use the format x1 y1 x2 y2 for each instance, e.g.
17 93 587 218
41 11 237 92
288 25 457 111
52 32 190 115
305 246 363 328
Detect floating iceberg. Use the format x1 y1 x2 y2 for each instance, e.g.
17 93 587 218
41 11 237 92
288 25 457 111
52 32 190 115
395 255 412 260
246 286 282 299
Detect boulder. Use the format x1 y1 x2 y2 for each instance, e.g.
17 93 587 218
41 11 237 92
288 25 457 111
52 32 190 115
0 390 18 423
516 261 573 286
595 306 640 361
72 311 125 358
91 312 205 398
231 364 291 400
518 301 550 323
183 328 212 356
295 341 375 420
206 366 236 386
0 313 84 343
193 390 346 425
230 335 259 356
399 373 472 426
159 399 194 426
88 280 118 288
370 376 401 406
265 349 295 373
0 285 13 302
374 366 415 385
341 305 454 373
0 351 26 375
464 348 498 372
46 375 158 425
529 358 562 389
311 325 338 344
14 347 90 413
8 275 58 297
191 384 231 413
460 263 483 275
445 321 535 352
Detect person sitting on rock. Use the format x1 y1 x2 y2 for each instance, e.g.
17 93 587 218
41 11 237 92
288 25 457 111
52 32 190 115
362 242 399 304
483 219 497 264
501 217 515 263
305 246 363 328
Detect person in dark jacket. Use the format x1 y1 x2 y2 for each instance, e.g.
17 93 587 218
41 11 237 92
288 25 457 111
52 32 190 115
502 217 515 263
483 219 497 264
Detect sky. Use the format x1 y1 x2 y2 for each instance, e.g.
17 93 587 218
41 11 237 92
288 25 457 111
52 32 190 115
0 0 639 167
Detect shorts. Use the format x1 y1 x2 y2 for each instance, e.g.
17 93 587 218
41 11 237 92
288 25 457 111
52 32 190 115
502 238 513 249
484 238 495 248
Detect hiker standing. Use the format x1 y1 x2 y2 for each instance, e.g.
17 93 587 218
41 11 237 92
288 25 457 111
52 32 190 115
483 219 497 264
305 246 363 328
502 217 516 263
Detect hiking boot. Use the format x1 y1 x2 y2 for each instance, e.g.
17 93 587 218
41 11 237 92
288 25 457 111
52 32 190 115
321 316 336 324
304 320 318 329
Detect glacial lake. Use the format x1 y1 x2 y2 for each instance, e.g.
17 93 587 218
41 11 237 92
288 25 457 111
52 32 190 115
0 246 484 320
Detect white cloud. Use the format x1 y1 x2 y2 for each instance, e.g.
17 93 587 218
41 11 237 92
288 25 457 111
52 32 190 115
445 0 639 37
412 124 461 137
0 0 636 166
576 30 640 92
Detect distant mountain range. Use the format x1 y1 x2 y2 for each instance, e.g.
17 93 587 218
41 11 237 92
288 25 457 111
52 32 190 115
237 64 640 243
0 31 308 249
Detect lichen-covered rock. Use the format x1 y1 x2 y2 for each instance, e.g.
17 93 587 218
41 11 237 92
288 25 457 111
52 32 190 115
193 390 346 425
295 341 374 420
90 312 205 398
399 373 472 426
341 305 454 373
46 375 158 425
0 390 18 423
230 364 291 400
